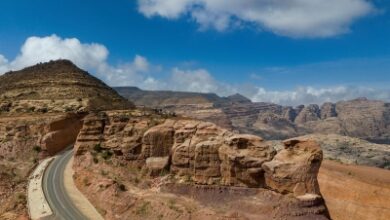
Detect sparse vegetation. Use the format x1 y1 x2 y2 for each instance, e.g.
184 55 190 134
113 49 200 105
168 199 183 213
93 143 103 153
118 183 126 191
33 145 41 153
101 150 113 160
136 201 151 216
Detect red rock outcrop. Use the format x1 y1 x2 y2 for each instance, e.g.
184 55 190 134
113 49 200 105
0 113 83 219
262 139 323 196
73 110 328 220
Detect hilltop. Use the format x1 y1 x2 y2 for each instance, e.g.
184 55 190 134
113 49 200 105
0 60 133 114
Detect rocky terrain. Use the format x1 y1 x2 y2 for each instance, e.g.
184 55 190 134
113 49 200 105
117 87 390 143
0 113 82 219
266 134 390 169
0 60 135 219
73 110 329 220
1 61 389 220
0 60 133 115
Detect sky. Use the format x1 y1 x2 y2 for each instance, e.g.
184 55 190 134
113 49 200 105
0 0 390 105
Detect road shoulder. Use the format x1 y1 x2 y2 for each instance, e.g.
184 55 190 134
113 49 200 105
27 157 55 220
63 155 104 220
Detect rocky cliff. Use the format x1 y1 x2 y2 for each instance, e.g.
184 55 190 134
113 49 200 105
117 87 390 143
73 110 328 219
0 113 83 219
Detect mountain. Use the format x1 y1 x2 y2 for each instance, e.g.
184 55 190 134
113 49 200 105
0 60 134 114
115 86 224 106
116 87 390 143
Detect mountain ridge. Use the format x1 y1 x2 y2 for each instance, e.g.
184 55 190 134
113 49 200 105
116 86 390 143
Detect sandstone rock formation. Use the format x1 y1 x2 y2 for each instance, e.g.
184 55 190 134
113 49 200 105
287 134 390 169
117 87 390 143
73 110 328 219
320 102 337 119
262 139 323 196
0 113 83 219
294 104 321 124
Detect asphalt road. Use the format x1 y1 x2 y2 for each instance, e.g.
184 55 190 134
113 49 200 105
43 149 88 220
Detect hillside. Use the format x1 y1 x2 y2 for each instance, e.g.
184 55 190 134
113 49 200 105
117 87 390 143
0 60 134 114
115 86 224 106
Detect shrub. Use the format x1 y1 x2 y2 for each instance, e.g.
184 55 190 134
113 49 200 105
136 201 151 216
101 150 113 160
64 106 73 112
93 144 103 152
33 146 41 153
118 183 126 191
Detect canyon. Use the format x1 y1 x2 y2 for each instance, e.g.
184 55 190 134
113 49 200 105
117 87 390 144
0 60 389 220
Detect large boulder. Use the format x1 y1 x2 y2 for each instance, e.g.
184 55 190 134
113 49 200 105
262 139 323 196
219 134 276 187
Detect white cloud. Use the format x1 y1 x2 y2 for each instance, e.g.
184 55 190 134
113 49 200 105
0 35 157 88
8 35 108 71
0 55 9 73
250 86 390 106
1 34 389 106
137 0 375 37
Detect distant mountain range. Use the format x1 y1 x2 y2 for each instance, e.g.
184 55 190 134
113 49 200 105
116 87 390 143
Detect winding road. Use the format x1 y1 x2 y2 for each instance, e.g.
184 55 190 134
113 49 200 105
43 149 87 220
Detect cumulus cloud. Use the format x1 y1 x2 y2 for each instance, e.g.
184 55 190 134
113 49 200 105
138 0 375 37
1 34 389 106
171 68 221 93
0 35 158 88
7 35 108 71
251 86 390 106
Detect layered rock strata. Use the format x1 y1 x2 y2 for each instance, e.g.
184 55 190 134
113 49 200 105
73 111 328 219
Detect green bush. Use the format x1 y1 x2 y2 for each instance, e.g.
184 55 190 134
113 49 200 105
93 144 103 152
33 146 41 153
101 150 113 160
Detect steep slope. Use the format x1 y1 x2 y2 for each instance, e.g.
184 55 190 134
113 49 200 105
115 87 223 106
0 60 133 114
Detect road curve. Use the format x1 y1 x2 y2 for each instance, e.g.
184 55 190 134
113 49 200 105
43 149 88 220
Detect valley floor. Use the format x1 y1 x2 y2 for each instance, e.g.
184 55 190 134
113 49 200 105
318 160 390 220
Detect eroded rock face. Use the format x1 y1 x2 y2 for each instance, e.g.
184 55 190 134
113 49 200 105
73 111 328 219
320 102 337 119
0 113 83 218
74 111 324 192
295 104 321 124
262 139 323 196
117 87 390 143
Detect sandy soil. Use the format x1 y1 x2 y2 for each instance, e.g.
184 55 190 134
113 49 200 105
318 160 390 220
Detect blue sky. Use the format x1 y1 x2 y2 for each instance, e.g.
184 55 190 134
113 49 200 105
0 0 390 105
